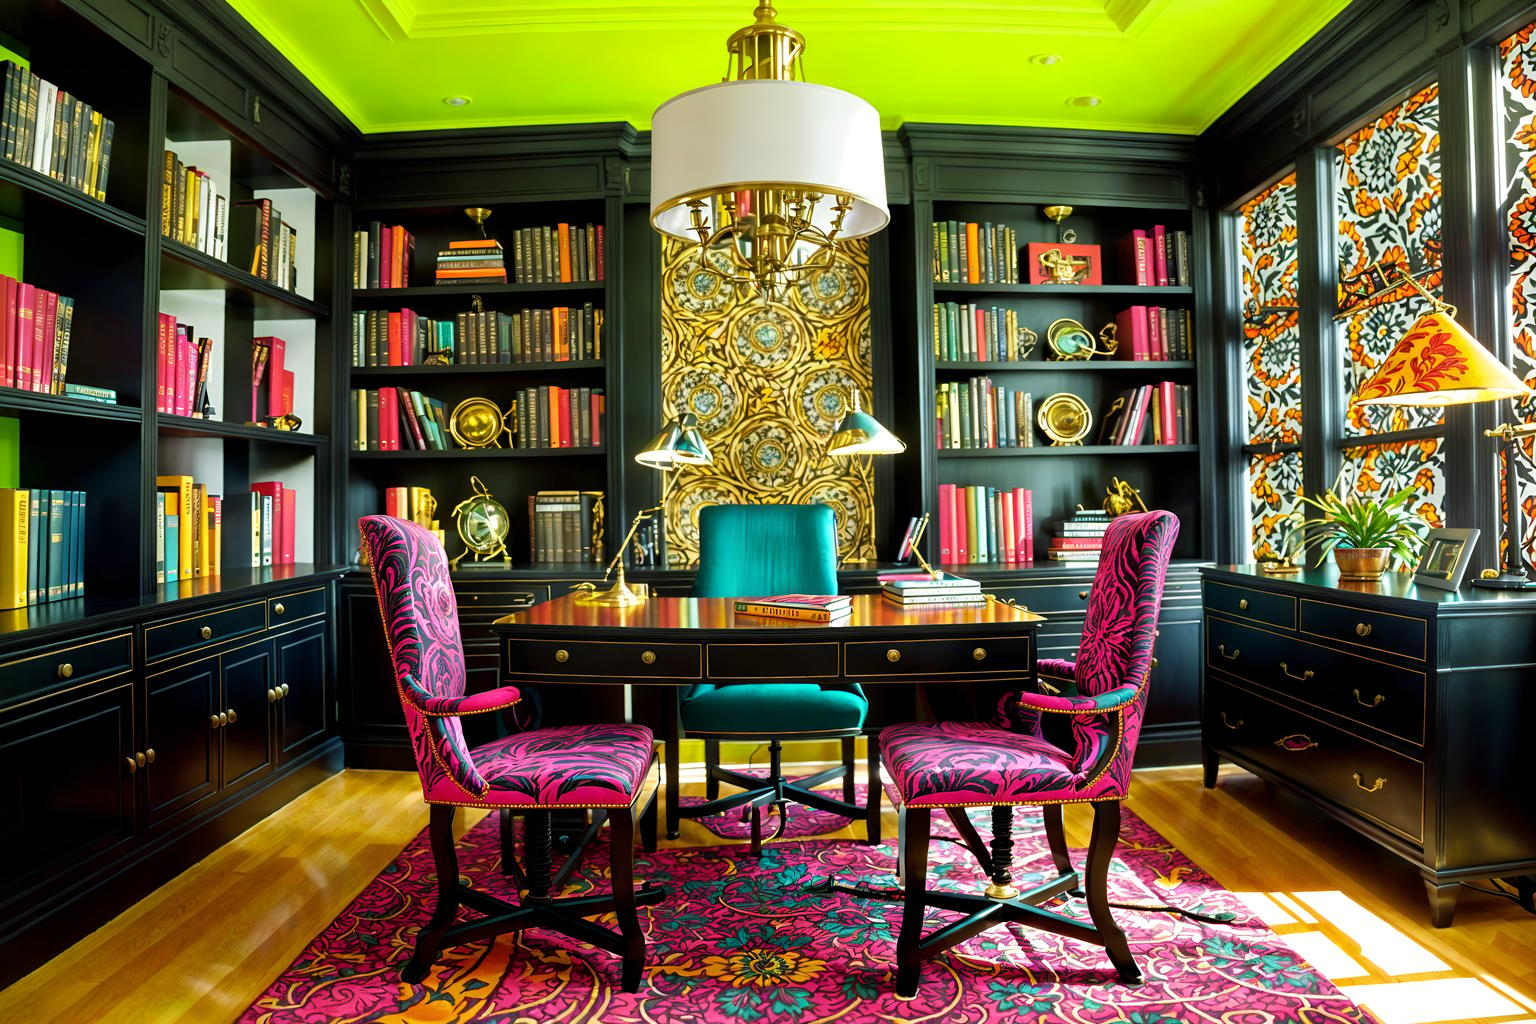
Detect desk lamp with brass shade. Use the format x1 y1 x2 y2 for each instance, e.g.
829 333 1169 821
824 386 905 566
1349 268 1534 588
574 413 713 606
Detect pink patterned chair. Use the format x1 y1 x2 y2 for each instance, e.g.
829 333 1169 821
359 515 664 991
870 510 1178 996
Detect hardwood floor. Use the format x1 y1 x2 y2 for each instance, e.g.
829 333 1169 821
1 762 1532 1024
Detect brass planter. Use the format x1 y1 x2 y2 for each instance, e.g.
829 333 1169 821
1334 547 1390 581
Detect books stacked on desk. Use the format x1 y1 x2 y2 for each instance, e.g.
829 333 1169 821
733 594 852 622
1050 509 1111 564
435 239 506 286
880 570 986 608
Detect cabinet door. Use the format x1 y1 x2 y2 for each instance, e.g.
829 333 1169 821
219 641 274 789
341 586 403 733
144 655 220 825
275 622 329 761
0 680 136 903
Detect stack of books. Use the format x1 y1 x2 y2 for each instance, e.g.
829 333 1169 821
1113 305 1193 360
1 275 76 395
155 475 220 583
350 304 604 367
880 571 985 609
160 149 227 259
354 222 414 288
932 302 1025 362
511 223 604 283
938 484 1033 565
0 487 87 608
1118 225 1192 287
512 385 604 449
250 480 296 567
936 378 1034 449
930 220 1019 284
0 63 116 202
531 490 604 564
236 198 298 292
1049 509 1112 564
733 594 852 622
351 387 450 451
435 239 506 285
155 314 214 417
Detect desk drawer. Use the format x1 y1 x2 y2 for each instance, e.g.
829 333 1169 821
1207 679 1423 841
0 631 133 700
146 601 266 663
846 635 1032 678
1206 617 1425 744
1300 599 1426 662
1204 581 1295 630
503 638 700 680
707 642 839 679
268 587 325 626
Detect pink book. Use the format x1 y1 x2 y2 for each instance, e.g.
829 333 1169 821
0 275 15 388
952 484 968 564
35 290 56 394
1015 489 1032 564
380 226 394 289
1115 306 1149 361
937 483 955 562
974 307 987 361
1000 490 1016 564
178 338 199 416
1153 225 1169 286
279 487 296 564
402 308 416 366
1147 306 1163 361
381 387 400 451
263 336 286 417
591 392 603 447
1162 381 1178 444
14 283 35 392
155 314 171 412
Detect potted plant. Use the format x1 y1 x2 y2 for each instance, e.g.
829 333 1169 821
1292 486 1426 581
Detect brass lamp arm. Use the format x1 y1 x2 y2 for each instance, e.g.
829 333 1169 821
596 501 664 584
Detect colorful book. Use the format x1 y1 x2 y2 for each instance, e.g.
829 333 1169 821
0 488 27 609
732 594 852 622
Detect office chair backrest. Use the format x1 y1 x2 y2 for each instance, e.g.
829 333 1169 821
692 503 840 598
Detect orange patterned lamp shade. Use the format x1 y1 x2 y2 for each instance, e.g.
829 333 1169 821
1353 310 1530 407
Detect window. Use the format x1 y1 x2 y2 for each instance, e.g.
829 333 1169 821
1499 22 1536 564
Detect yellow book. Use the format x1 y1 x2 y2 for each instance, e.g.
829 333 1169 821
0 489 29 609
208 497 222 576
156 475 194 581
194 483 209 577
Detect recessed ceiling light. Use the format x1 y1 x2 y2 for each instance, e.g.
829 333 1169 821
443 96 472 107
1068 95 1102 107
1030 54 1063 66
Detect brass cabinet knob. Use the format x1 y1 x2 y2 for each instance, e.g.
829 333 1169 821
641 650 657 665
273 602 285 616
280 684 289 697
218 712 229 726
555 649 569 663
227 708 238 723
135 751 147 767
199 625 212 640
886 649 902 663
1217 644 1240 660
1078 590 1089 600
210 714 222 729
125 757 137 774
1279 662 1315 682
1351 771 1385 793
1355 622 1372 637
57 662 73 680
972 647 987 661
267 688 277 703
145 748 156 764
1353 689 1385 707
1238 598 1249 610
1220 711 1243 730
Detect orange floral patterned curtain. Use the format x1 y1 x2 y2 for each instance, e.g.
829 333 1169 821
1499 22 1536 564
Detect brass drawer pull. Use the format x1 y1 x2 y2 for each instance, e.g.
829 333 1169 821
280 684 290 698
273 602 285 616
1274 733 1318 751
227 708 238 723
217 711 229 726
125 757 137 774
1353 689 1384 707
641 650 656 665
972 647 987 661
886 649 902 663
1279 662 1314 682
199 626 212 640
1351 772 1385 793
145 748 156 764
210 714 223 729
1355 622 1372 638
1216 644 1240 661
135 751 147 768
57 662 73 680
555 649 570 663
1077 590 1089 600
267 688 278 703
1220 712 1243 730
1238 598 1249 610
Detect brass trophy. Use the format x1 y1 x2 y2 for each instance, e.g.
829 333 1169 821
448 396 511 448
449 476 512 570
1037 205 1092 283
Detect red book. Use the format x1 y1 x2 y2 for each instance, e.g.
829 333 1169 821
14 284 35 392
1050 537 1104 550
379 226 393 288
402 308 416 366
952 484 968 564
595 224 605 281
559 387 573 447
385 486 402 518
1000 490 1015 563
1 275 16 388
974 307 987 361
1153 225 1169 286
379 387 399 451
249 338 270 422
386 311 401 365
263 336 286 418
279 367 294 417
938 483 955 563
590 391 603 447
178 338 198 416
1161 381 1177 444
1015 488 1032 564
156 313 172 412
1118 230 1150 286
279 487 296 565
1115 306 1149 361
1146 306 1163 361
32 289 55 394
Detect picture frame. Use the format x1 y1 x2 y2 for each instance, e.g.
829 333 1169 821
1412 528 1480 591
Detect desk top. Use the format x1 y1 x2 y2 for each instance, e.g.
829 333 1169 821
493 593 1045 633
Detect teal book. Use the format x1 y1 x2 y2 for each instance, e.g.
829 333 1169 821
46 490 65 601
70 490 84 598
164 508 180 584
57 488 71 599
0 416 17 489
155 491 165 585
27 490 41 604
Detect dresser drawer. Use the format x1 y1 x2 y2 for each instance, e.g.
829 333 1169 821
845 635 1032 678
707 642 840 679
1204 580 1295 629
0 631 133 701
268 587 326 626
1300 599 1426 662
146 601 267 663
502 638 701 680
1205 618 1425 744
1207 680 1423 842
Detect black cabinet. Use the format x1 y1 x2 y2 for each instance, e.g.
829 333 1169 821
276 621 329 760
219 641 275 789
144 655 220 825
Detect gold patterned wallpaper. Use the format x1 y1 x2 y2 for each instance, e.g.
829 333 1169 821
659 239 876 566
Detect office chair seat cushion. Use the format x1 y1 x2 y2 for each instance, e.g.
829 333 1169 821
422 723 655 808
879 720 1123 808
680 682 867 736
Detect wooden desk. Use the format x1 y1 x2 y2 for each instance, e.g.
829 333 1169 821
493 593 1045 836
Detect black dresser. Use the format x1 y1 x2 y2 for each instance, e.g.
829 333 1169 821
1200 565 1536 925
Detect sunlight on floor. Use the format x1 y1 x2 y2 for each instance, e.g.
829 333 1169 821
1337 979 1527 1024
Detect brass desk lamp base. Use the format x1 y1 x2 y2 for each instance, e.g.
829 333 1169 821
573 566 648 606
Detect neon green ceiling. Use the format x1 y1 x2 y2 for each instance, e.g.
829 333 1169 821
227 0 1351 135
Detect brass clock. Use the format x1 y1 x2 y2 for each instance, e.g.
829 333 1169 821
1037 392 1092 446
449 475 511 569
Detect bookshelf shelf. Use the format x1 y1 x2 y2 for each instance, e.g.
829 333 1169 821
349 448 607 460
932 283 1193 297
0 160 147 236
160 239 329 320
936 445 1199 458
349 360 605 377
0 389 141 423
935 360 1195 372
152 563 350 607
352 282 604 303
155 414 328 447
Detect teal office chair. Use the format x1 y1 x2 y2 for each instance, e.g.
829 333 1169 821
666 503 879 854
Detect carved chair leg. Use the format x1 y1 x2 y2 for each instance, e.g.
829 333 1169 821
524 810 554 902
895 806 931 997
987 805 1018 899
705 739 721 800
608 808 647 992
1042 804 1076 881
841 736 857 802
402 804 461 984
1086 800 1140 984
864 733 882 846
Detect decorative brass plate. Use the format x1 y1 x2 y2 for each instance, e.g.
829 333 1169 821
449 397 508 449
1047 318 1118 360
1037 392 1092 445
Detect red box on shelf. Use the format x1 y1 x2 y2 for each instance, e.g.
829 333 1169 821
1025 242 1103 286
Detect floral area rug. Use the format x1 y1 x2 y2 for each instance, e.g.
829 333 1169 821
677 779 885 840
239 806 1376 1023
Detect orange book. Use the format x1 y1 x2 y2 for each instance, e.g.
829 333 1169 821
549 386 565 448
448 239 499 249
553 307 569 360
557 223 572 282
965 222 981 283
433 268 507 278
391 227 406 287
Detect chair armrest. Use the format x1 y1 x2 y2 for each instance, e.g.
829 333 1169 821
402 675 522 717
1016 682 1141 716
1036 657 1076 694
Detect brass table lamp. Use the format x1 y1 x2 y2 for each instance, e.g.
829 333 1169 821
575 413 713 606
826 386 904 565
